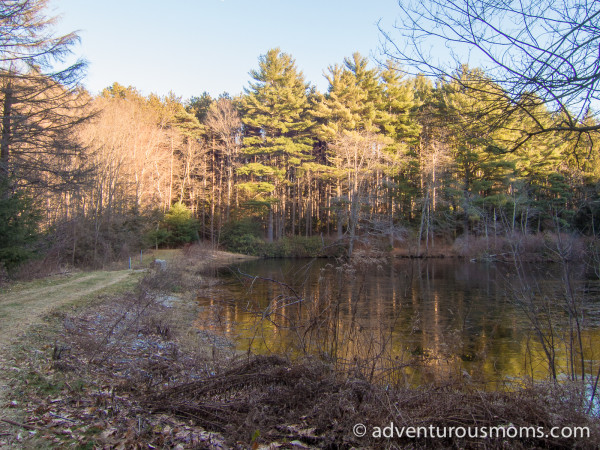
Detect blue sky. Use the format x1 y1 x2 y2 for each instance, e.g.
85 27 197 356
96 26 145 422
49 0 404 100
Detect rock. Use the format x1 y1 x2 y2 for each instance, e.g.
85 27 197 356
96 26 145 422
153 259 167 271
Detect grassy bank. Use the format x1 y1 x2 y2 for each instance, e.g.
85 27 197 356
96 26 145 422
0 245 598 448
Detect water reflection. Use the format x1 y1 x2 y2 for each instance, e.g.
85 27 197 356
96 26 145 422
197 258 600 388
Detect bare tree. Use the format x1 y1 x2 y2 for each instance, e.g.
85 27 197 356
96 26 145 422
0 0 88 189
380 0 600 149
330 130 392 256
205 97 242 222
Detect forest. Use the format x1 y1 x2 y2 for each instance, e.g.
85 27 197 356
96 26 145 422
2 0 600 272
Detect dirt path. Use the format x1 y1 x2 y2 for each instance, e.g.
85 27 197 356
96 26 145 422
0 270 140 444
0 270 136 345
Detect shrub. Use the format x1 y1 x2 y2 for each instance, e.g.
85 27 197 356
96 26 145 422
220 218 264 255
229 234 265 256
145 227 171 249
221 219 341 257
48 211 152 268
161 202 199 247
452 231 586 262
264 235 324 258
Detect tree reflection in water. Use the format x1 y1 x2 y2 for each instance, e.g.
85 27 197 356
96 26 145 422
197 258 600 393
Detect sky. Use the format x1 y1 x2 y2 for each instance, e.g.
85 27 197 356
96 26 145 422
48 0 405 100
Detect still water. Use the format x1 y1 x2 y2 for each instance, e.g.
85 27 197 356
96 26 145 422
197 258 600 388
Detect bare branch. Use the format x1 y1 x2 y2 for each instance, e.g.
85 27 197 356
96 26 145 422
379 0 600 143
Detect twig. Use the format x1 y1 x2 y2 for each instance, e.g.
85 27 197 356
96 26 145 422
587 363 600 414
0 417 41 431
1 417 67 435
49 412 77 423
236 269 303 300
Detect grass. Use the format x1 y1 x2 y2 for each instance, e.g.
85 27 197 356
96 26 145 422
50 270 144 311
125 248 183 270
0 270 144 343
0 268 148 448
0 271 87 295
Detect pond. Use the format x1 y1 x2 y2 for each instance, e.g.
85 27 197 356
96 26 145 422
197 257 600 389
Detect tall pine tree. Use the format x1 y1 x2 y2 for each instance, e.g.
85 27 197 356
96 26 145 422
239 48 315 240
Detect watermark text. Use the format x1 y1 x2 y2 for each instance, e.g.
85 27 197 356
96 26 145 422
352 422 590 440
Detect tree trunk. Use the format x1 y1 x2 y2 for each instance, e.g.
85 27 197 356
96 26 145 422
267 206 274 243
1 81 13 183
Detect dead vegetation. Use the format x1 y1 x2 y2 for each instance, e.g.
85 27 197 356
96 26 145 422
144 355 599 449
1 246 599 448
452 231 589 262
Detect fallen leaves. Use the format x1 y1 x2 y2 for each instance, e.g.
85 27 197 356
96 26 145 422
1 288 233 449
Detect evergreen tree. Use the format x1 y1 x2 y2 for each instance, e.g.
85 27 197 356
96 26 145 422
0 0 88 191
440 69 517 225
186 92 213 123
239 48 315 240
0 180 40 270
379 62 423 230
162 201 198 246
380 62 421 145
314 53 385 141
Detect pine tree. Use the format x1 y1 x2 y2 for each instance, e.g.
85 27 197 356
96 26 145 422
314 53 385 141
437 67 518 235
0 179 40 270
380 62 421 145
239 48 315 240
0 0 88 191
